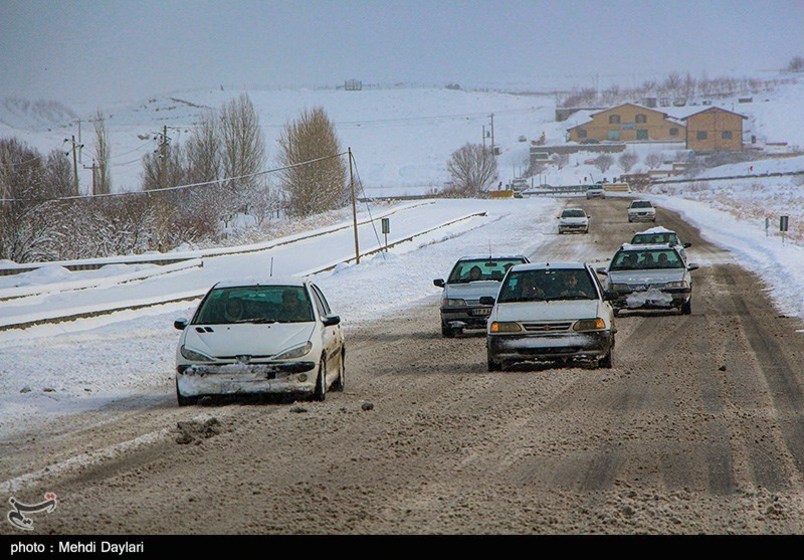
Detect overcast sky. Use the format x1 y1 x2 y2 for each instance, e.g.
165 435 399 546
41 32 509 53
1 0 802 109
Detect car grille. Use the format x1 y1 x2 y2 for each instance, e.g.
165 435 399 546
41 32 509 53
521 322 573 332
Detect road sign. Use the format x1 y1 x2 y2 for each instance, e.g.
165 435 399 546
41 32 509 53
780 216 789 232
381 218 390 234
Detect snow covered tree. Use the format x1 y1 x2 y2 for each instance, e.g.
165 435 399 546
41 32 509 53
618 151 639 173
593 154 614 174
446 143 497 197
278 107 347 217
93 111 111 195
219 94 266 215
645 153 663 169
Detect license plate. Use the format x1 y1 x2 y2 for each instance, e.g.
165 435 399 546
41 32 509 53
471 308 492 316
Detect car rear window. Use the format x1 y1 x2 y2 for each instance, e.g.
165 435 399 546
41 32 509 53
610 249 683 271
447 258 526 283
630 201 653 209
631 233 679 245
561 209 586 218
194 285 314 324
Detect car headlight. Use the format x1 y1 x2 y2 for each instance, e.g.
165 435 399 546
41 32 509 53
573 318 606 332
609 283 630 291
274 341 313 360
665 281 689 289
490 322 522 333
180 345 214 362
443 298 467 307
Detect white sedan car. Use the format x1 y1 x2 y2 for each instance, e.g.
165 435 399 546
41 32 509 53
173 278 345 405
483 262 616 370
627 200 656 222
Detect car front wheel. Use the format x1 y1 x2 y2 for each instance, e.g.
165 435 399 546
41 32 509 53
332 349 345 391
313 357 327 401
599 348 613 369
176 378 197 407
681 298 692 315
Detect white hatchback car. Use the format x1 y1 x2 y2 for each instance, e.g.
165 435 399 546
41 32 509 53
482 262 615 370
558 207 590 234
173 278 345 405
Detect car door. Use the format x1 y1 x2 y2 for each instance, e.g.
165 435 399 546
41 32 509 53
310 283 342 383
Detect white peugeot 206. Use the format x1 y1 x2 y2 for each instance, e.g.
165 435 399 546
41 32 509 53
173 278 345 405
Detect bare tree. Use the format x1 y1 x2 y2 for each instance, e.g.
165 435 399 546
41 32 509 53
618 151 639 173
220 94 266 215
645 153 663 169
446 143 497 196
44 149 74 197
278 107 347 217
93 110 111 195
593 154 614 173
551 153 569 170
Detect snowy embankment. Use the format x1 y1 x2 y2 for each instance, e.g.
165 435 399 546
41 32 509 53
643 193 804 321
0 197 562 439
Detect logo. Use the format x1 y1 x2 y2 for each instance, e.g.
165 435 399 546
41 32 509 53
7 492 57 531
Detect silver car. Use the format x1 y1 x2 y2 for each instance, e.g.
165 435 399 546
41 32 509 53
434 255 529 337
173 278 345 405
598 243 699 315
629 226 691 263
483 262 616 370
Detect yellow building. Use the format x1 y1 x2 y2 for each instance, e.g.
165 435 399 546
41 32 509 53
682 107 746 152
567 103 685 143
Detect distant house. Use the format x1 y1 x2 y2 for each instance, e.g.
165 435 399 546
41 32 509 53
566 103 685 143
682 107 747 152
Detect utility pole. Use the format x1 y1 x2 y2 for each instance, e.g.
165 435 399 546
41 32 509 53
156 125 169 189
77 119 83 164
490 113 495 156
349 147 360 264
482 125 486 149
71 135 80 195
83 160 98 196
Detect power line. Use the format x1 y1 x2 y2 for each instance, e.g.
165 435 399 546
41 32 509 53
0 151 349 202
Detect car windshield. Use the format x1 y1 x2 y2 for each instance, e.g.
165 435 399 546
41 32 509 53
609 249 683 271
561 209 586 218
447 258 526 283
498 269 597 302
631 232 679 245
631 201 653 209
194 285 314 324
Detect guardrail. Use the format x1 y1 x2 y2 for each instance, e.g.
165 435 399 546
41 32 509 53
520 185 587 196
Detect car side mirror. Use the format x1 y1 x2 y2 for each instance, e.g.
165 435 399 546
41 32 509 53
174 318 188 330
687 263 699 271
322 315 341 327
595 267 608 275
683 242 692 248
433 279 445 288
479 296 495 306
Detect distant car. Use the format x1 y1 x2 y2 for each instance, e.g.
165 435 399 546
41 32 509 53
434 255 530 337
173 278 345 405
586 183 606 199
627 200 656 222
558 207 590 234
483 262 615 370
629 226 691 262
597 243 699 316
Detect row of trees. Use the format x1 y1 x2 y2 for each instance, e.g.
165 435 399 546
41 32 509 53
0 95 348 263
560 72 785 108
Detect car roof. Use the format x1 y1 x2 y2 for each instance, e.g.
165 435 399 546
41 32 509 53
562 207 586 211
456 254 529 261
618 243 675 251
633 226 676 235
212 277 308 289
630 199 653 205
509 262 590 272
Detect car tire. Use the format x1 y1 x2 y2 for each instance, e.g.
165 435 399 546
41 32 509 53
487 349 501 372
681 298 692 315
312 357 327 401
441 324 455 338
332 349 345 391
599 348 613 369
613 308 620 317
176 378 197 407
